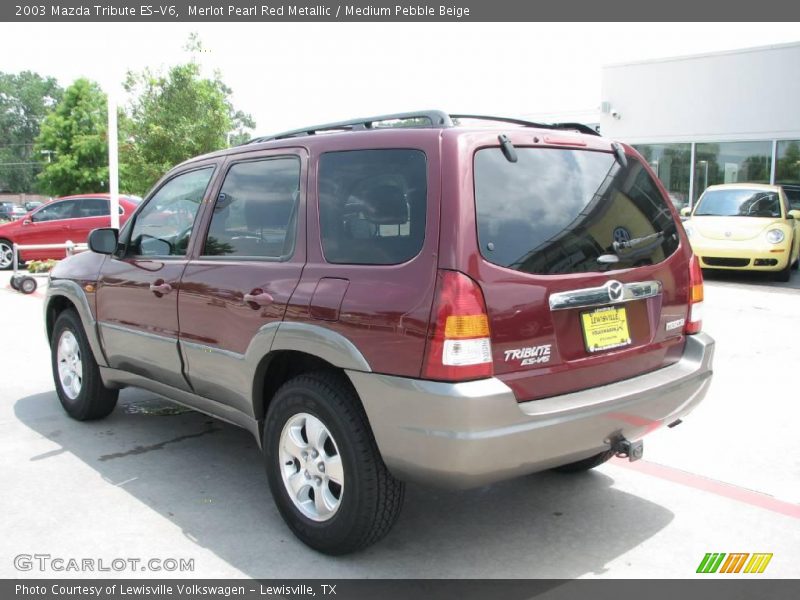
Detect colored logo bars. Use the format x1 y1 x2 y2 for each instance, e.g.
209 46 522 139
696 552 773 574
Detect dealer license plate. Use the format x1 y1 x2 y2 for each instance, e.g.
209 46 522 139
581 307 632 353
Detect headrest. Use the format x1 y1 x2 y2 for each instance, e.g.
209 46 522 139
353 185 409 225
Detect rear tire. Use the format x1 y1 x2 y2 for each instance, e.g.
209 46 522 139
51 309 118 420
263 371 404 555
553 449 615 473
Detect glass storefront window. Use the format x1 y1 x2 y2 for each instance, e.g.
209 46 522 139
633 143 691 212
775 140 800 209
693 141 772 203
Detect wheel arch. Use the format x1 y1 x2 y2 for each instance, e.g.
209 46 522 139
45 280 108 367
251 323 372 441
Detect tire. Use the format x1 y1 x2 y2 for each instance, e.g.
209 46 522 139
19 276 37 294
774 260 792 282
263 371 404 555
553 449 616 473
51 309 118 420
0 238 13 270
9 275 20 290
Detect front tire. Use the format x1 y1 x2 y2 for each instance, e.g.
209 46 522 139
51 309 118 420
0 238 13 270
774 260 792 282
264 371 404 555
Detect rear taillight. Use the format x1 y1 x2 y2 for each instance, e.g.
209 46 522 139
422 270 493 381
686 254 704 335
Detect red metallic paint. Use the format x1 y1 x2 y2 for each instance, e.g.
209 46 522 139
56 126 692 402
0 194 138 262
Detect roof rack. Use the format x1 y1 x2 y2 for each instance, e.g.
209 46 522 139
244 110 599 145
246 110 454 144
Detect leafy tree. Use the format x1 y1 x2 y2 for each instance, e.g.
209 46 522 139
120 35 255 195
0 71 63 192
35 78 109 196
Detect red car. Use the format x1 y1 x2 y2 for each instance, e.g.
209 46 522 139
0 194 139 269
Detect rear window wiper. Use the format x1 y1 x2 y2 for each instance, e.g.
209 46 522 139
613 230 664 253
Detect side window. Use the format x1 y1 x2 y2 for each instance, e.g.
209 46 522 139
318 149 427 265
128 167 214 257
203 157 300 258
32 200 77 222
76 199 109 217
75 199 125 217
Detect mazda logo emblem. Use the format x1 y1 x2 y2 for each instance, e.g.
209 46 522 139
606 280 624 301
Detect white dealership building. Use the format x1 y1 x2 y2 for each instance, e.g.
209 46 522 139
597 42 800 209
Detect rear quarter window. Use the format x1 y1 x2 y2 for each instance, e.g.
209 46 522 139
318 149 427 265
474 147 679 275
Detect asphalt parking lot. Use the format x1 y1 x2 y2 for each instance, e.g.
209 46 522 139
1 269 798 579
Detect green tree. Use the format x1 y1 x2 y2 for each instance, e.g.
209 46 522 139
120 35 254 195
35 78 109 196
0 71 63 192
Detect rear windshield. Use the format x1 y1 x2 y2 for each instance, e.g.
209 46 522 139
694 188 782 217
474 147 679 275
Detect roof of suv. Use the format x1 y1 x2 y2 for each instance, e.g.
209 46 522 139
176 110 613 169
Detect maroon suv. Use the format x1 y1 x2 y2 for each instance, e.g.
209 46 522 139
44 111 714 554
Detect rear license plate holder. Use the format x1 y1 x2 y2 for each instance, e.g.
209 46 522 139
581 306 632 353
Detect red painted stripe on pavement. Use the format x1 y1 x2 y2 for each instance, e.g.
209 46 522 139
611 457 800 519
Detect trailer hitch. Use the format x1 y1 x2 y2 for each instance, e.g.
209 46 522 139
612 437 644 462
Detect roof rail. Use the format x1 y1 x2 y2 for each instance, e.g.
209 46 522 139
244 110 599 145
246 110 453 144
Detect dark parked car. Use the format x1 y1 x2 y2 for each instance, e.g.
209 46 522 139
44 111 714 554
0 202 19 222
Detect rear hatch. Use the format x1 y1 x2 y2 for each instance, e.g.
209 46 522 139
462 136 692 401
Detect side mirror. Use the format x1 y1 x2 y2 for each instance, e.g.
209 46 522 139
88 228 118 255
22 218 31 226
788 210 800 220
680 207 692 217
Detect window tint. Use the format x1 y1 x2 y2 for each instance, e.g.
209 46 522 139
474 148 679 275
203 157 300 258
129 167 213 257
33 200 77 222
318 149 426 265
74 198 125 217
694 189 782 218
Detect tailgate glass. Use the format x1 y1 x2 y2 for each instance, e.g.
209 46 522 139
474 148 679 275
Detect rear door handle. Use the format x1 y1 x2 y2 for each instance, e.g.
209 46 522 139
149 281 172 296
243 290 274 307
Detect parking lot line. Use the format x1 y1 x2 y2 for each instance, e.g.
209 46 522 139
611 457 800 519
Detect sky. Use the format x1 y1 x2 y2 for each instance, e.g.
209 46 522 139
1 22 799 135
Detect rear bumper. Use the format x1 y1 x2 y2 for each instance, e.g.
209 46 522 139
348 332 714 489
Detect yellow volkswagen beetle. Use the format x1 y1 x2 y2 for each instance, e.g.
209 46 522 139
681 183 800 282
